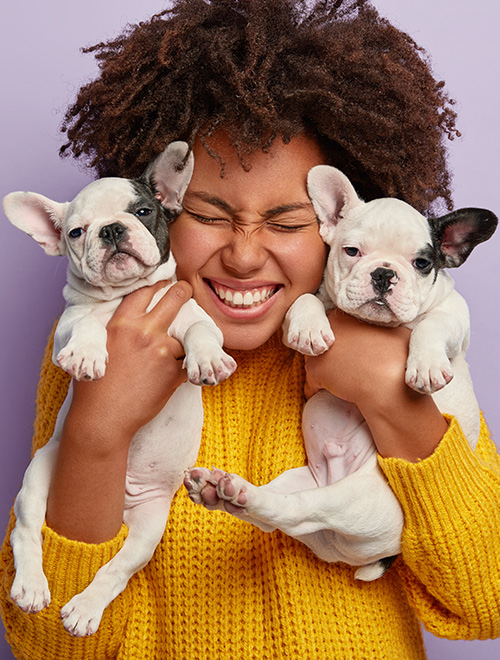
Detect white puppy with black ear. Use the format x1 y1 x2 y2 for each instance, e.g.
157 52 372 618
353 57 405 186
3 141 236 636
184 164 497 582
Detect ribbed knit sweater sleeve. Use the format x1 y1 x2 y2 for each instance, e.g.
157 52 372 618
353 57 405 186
379 414 500 640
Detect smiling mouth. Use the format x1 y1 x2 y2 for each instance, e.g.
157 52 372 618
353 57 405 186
207 280 281 309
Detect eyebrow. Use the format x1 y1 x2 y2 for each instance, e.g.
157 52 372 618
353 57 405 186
185 191 312 219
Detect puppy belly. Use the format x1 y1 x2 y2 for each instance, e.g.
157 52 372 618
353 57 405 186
125 381 204 508
302 390 377 485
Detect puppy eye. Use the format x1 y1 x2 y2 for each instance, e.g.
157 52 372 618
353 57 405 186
343 246 360 257
135 208 153 218
413 258 432 271
68 228 83 239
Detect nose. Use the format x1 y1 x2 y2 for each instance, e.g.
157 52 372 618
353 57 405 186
371 267 397 295
99 222 127 246
220 229 269 275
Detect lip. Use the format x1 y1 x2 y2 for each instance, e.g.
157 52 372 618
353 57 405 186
203 278 284 319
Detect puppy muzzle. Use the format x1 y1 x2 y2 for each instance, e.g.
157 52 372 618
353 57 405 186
99 222 128 247
370 267 398 296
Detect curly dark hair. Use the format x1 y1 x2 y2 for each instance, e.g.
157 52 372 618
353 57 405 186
60 0 460 213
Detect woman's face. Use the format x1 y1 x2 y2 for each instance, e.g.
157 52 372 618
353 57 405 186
169 132 327 350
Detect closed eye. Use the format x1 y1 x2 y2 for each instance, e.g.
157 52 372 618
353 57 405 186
268 221 315 232
186 209 315 233
187 212 229 224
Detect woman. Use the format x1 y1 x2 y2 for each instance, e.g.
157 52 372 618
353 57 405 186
1 1 499 658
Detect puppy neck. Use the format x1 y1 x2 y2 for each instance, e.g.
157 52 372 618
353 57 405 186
63 260 177 306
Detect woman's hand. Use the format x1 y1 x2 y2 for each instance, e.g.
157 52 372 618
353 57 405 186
46 280 193 542
305 309 448 462
69 281 192 440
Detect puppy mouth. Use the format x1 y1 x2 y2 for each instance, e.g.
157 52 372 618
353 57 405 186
370 297 389 307
359 296 393 314
206 279 281 309
105 247 156 268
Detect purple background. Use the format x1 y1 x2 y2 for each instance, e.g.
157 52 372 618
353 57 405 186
0 1 498 657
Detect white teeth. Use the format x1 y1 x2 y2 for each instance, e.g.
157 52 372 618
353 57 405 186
233 292 244 305
211 283 276 308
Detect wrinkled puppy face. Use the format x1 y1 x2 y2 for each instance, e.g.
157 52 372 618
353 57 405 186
324 198 439 325
64 178 172 287
3 141 194 289
307 164 498 327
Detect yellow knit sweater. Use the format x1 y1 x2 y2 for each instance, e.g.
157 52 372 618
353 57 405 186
1 331 500 659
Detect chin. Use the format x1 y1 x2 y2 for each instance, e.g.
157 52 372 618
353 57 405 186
221 323 282 351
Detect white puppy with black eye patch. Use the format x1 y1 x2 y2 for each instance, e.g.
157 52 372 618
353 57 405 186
184 164 497 581
3 141 236 636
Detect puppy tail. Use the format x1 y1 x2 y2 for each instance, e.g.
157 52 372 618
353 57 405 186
354 555 398 582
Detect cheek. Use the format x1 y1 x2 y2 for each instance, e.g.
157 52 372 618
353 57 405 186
169 218 207 280
284 233 327 291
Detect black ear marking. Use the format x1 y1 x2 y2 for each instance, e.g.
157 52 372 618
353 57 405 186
429 208 498 268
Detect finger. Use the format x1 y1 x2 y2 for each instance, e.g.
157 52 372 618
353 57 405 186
146 280 193 330
112 280 175 320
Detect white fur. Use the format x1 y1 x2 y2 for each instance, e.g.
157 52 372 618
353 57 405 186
185 165 496 581
4 142 237 636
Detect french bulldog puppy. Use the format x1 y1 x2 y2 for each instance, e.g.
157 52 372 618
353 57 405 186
184 164 497 582
3 141 236 636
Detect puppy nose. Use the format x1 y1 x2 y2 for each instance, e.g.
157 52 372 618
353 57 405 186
99 222 127 245
371 267 397 295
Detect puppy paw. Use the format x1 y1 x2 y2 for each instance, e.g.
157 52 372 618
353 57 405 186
184 468 251 514
185 469 275 531
215 473 250 510
11 572 51 613
60 594 104 637
284 293 334 355
184 467 226 507
184 349 237 386
57 343 108 381
405 354 454 394
286 308 335 355
287 324 335 356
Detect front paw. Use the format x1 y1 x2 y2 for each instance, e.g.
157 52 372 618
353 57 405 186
286 319 334 356
405 353 454 394
57 343 108 381
184 348 237 386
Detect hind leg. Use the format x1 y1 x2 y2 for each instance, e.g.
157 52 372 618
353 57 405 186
60 496 172 636
10 439 60 612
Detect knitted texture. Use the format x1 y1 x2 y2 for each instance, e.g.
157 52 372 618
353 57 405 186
1 329 500 659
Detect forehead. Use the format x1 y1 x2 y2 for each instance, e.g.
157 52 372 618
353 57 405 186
185 133 325 212
342 198 432 252
68 178 138 219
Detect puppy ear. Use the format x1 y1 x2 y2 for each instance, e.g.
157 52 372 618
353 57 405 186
144 141 194 212
429 207 498 268
307 165 363 244
3 192 68 256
